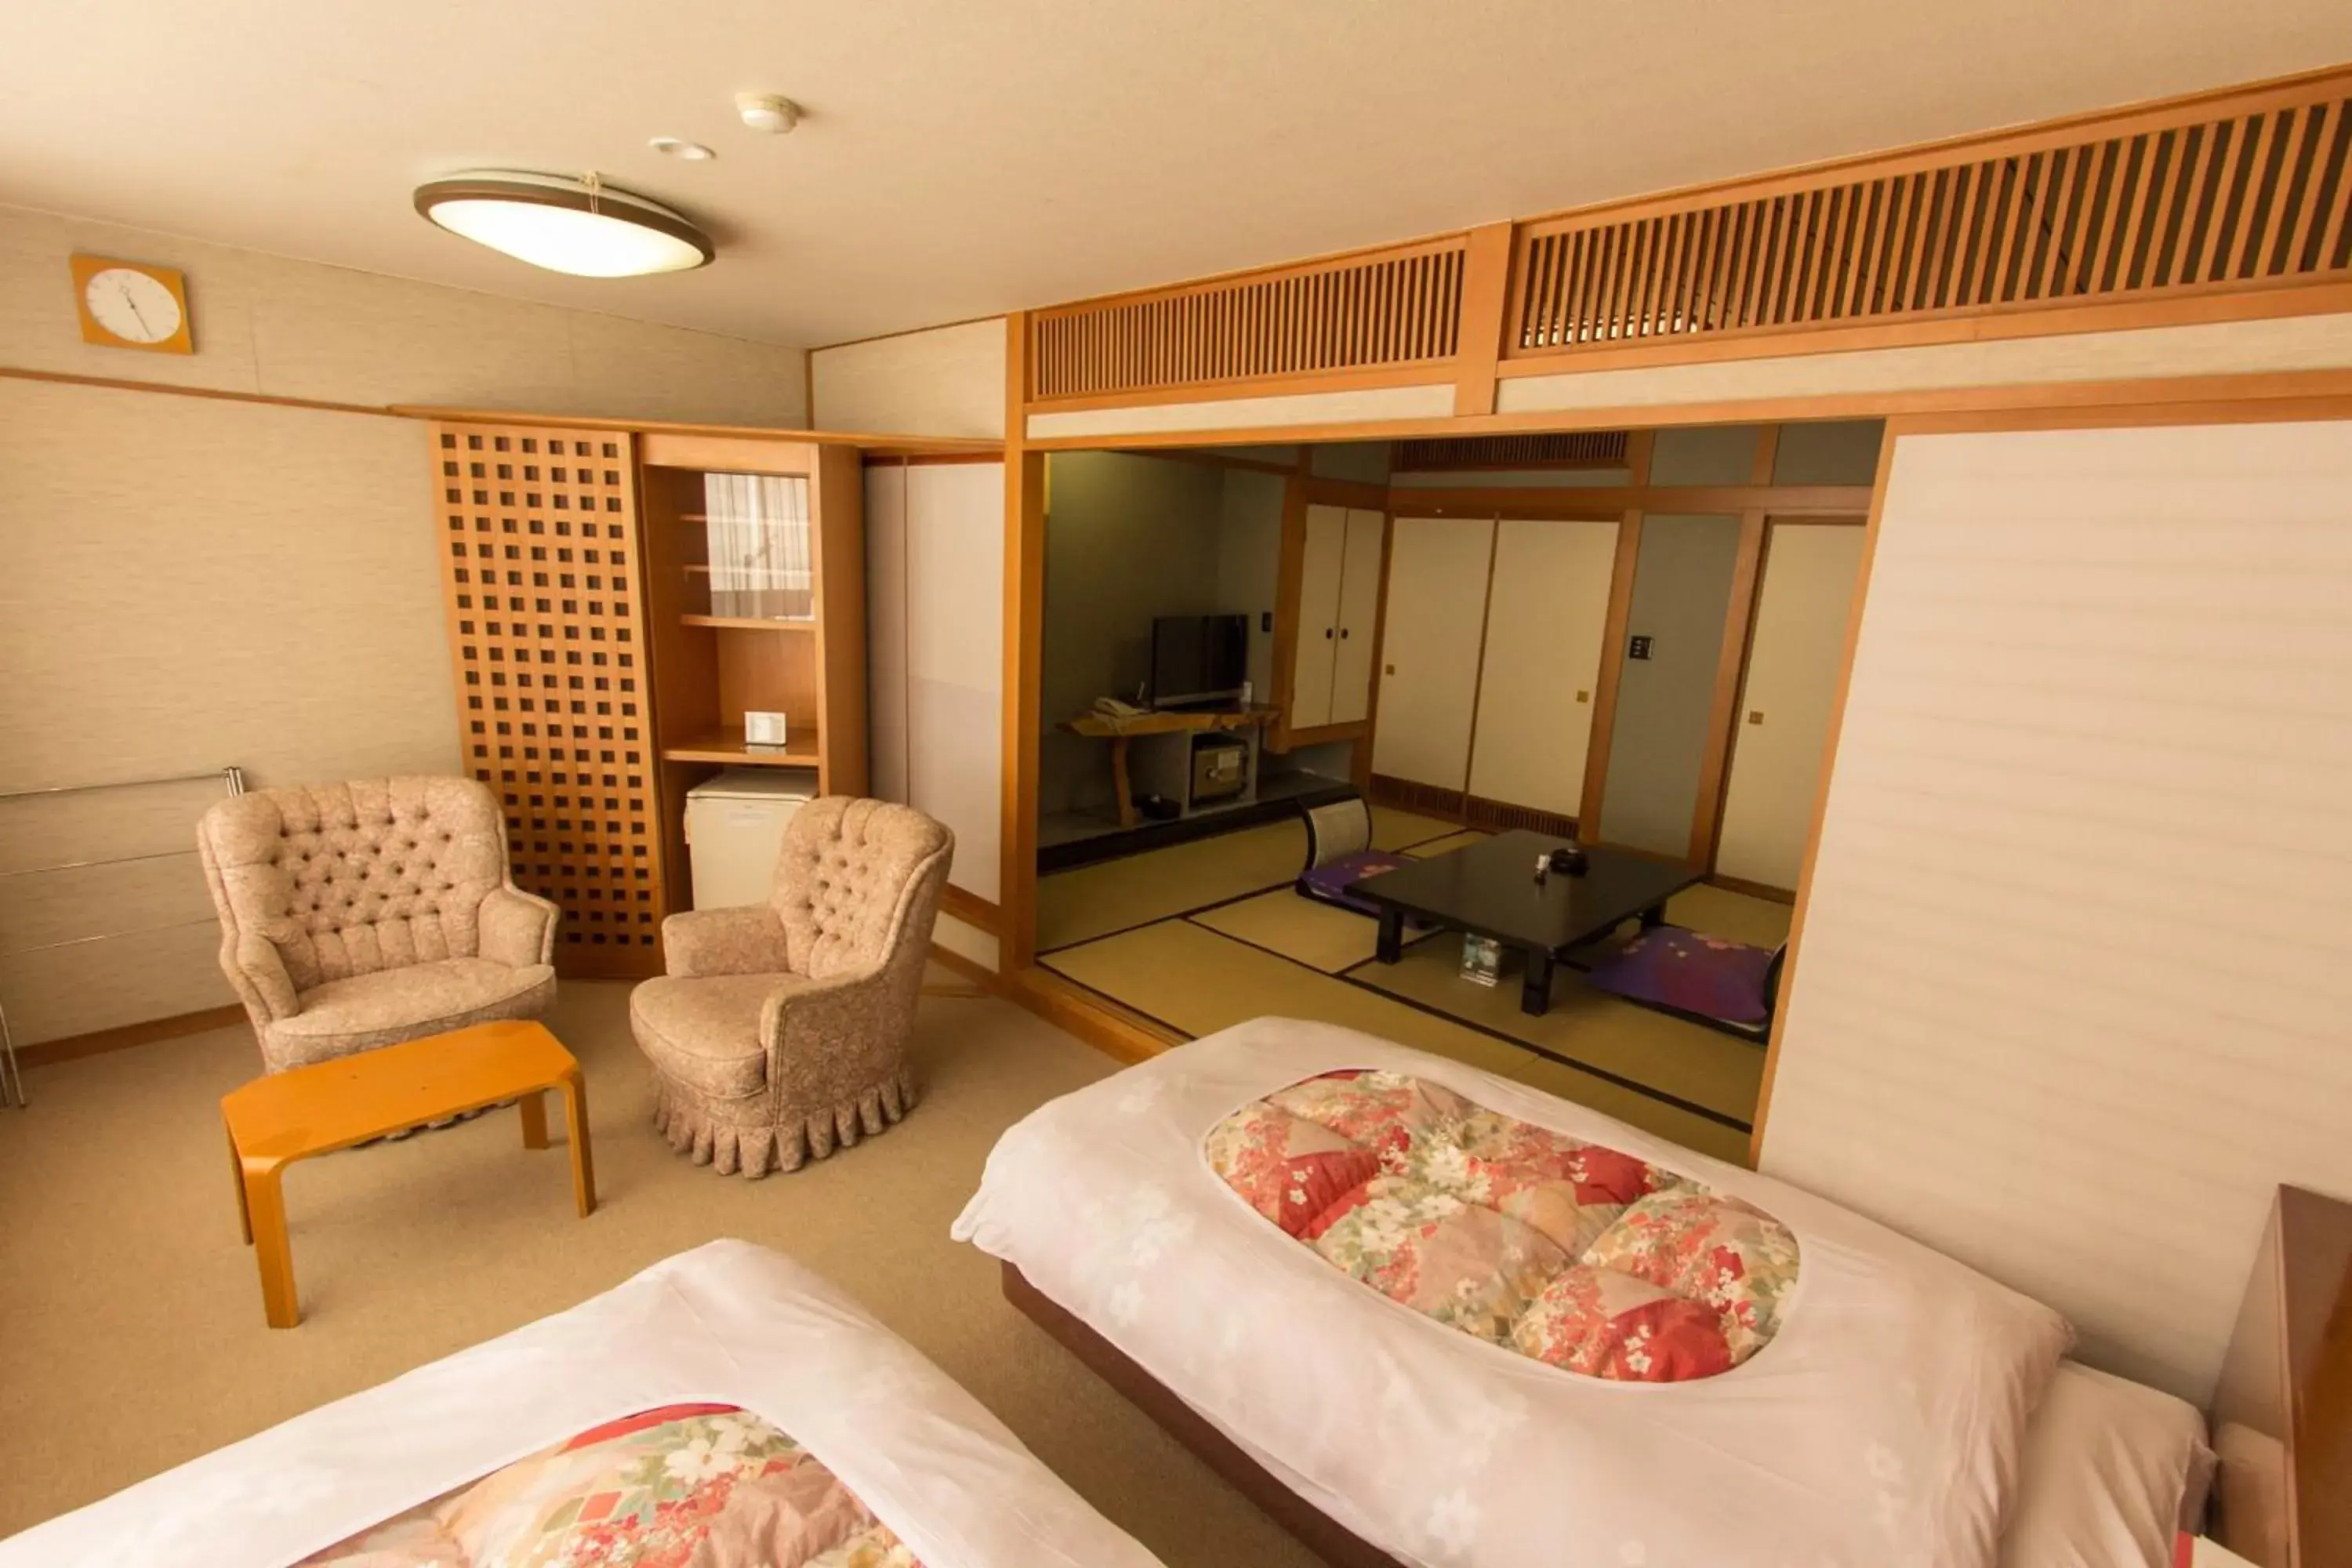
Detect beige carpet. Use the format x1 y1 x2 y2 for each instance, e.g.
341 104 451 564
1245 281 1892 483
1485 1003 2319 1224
1042 920 1751 1163
1034 804 1461 953
0 977 1320 1567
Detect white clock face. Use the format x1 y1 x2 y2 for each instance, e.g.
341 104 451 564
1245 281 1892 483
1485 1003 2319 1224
85 267 182 344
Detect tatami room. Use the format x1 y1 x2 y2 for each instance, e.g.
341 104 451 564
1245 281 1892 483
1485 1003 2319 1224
5 6 2352 1568
1026 423 1871 1158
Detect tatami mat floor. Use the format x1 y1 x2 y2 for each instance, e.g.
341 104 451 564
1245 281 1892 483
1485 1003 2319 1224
1038 815 1791 1167
1033 804 1461 952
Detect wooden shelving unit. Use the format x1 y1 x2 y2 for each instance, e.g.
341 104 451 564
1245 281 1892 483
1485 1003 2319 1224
641 435 866 917
659 726 825 768
678 612 819 633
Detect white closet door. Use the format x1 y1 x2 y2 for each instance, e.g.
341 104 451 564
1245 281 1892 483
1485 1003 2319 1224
1714 523 1866 891
1328 508 1385 725
1290 503 1347 728
1371 516 1495 789
1468 518 1619 817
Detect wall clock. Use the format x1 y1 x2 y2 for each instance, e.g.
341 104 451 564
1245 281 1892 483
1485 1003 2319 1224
71 255 194 354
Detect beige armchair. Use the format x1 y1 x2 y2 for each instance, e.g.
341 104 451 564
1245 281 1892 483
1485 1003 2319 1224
198 778 557 1073
630 797 951 1178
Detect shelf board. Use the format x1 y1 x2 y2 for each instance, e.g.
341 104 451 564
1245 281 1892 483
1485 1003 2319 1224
679 614 818 632
661 729 822 768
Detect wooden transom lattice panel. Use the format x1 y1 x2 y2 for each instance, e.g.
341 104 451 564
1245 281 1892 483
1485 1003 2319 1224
430 421 666 978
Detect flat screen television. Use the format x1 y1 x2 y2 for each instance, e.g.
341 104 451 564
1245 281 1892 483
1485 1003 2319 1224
1150 613 1249 708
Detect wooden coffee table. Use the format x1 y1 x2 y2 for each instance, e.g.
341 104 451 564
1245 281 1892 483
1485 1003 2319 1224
220 1018 594 1328
1356 831 1702 1017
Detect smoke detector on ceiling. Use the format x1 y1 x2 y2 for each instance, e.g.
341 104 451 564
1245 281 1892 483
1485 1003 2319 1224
735 93 800 134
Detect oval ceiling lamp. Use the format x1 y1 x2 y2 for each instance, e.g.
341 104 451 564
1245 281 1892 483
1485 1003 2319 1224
413 171 714 278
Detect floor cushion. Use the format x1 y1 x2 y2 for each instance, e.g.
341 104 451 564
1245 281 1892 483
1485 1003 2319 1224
1583 926 1777 1029
1296 849 1417 916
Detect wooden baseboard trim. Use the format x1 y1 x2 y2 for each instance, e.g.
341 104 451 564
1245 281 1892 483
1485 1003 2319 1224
1004 966 1179 1065
939 884 1004 932
1708 874 1797 905
17 1004 249 1069
927 941 1005 993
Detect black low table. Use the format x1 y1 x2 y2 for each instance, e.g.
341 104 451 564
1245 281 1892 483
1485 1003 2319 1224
1359 830 1702 1016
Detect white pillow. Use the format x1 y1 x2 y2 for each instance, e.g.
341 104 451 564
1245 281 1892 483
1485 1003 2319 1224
1999 1360 2210 1568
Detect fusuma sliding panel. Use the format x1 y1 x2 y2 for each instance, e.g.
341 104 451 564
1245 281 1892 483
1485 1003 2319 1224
1468 519 1620 818
430 421 667 978
1714 523 1867 891
866 459 1004 903
1370 517 1494 792
1761 418 2352 1403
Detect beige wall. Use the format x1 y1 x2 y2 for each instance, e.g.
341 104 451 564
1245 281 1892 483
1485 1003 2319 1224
0 381 452 1041
1760 418 2352 1403
2 204 807 424
0 209 811 1045
809 320 1007 439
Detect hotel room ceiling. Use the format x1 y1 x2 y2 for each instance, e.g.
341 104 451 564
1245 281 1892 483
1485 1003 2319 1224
5 0 2350 350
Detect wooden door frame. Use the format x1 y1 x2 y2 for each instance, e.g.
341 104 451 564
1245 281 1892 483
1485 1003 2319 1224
997 352 2352 1142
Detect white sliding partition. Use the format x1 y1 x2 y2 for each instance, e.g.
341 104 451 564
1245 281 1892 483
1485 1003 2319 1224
1370 516 1494 789
1762 418 2352 1403
866 460 1005 909
1715 523 1867 891
1467 519 1619 817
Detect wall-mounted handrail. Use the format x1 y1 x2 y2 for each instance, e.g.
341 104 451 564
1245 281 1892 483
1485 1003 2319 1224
0 764 247 1107
0 765 245 802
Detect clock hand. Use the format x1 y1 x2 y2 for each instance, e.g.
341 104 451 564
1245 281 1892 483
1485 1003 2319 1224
117 279 154 339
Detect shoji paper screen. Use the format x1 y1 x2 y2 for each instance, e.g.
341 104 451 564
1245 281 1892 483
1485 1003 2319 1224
866 460 1004 902
1760 418 2352 1403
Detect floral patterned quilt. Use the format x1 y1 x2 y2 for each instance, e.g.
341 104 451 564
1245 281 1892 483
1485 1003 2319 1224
1207 1069 1800 1381
300 1403 919 1568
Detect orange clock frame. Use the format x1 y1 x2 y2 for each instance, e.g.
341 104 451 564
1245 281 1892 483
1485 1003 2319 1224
70 254 194 355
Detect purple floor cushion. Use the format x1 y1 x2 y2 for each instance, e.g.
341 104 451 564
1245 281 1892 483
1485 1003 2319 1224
1297 849 1416 916
1585 927 1777 1029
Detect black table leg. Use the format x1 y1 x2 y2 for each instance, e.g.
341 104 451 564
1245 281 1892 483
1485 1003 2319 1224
1639 901 1668 930
1375 908 1404 964
1521 948 1554 1016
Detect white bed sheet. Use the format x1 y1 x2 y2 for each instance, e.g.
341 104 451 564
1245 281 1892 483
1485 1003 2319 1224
0 1240 1164 1568
954 1018 2076 1568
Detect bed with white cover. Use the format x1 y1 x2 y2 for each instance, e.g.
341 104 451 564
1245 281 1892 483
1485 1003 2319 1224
953 1018 2211 1568
0 1240 1163 1568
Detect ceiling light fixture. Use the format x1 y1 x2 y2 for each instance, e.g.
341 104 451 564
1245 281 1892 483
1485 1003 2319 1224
413 170 714 277
650 136 715 161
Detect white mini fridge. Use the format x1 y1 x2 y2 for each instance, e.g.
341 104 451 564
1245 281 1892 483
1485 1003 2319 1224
684 768 818 909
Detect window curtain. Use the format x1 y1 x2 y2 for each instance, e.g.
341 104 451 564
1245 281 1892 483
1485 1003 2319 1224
704 473 813 620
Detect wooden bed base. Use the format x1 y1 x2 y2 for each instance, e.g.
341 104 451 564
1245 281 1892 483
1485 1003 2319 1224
1000 1260 1406 1568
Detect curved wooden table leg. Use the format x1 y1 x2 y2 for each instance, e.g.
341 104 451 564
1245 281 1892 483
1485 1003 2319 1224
241 1156 299 1329
558 1069 596 1218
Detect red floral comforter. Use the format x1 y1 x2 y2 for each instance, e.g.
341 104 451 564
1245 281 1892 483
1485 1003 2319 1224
1207 1069 1801 1381
300 1403 919 1568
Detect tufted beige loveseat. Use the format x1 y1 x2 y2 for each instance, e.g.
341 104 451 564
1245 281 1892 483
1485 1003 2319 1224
630 797 951 1178
197 778 558 1073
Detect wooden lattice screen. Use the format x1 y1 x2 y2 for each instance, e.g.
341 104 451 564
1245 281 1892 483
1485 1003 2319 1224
1392 432 1632 470
430 421 667 978
1030 235 1468 401
1508 82 2352 358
